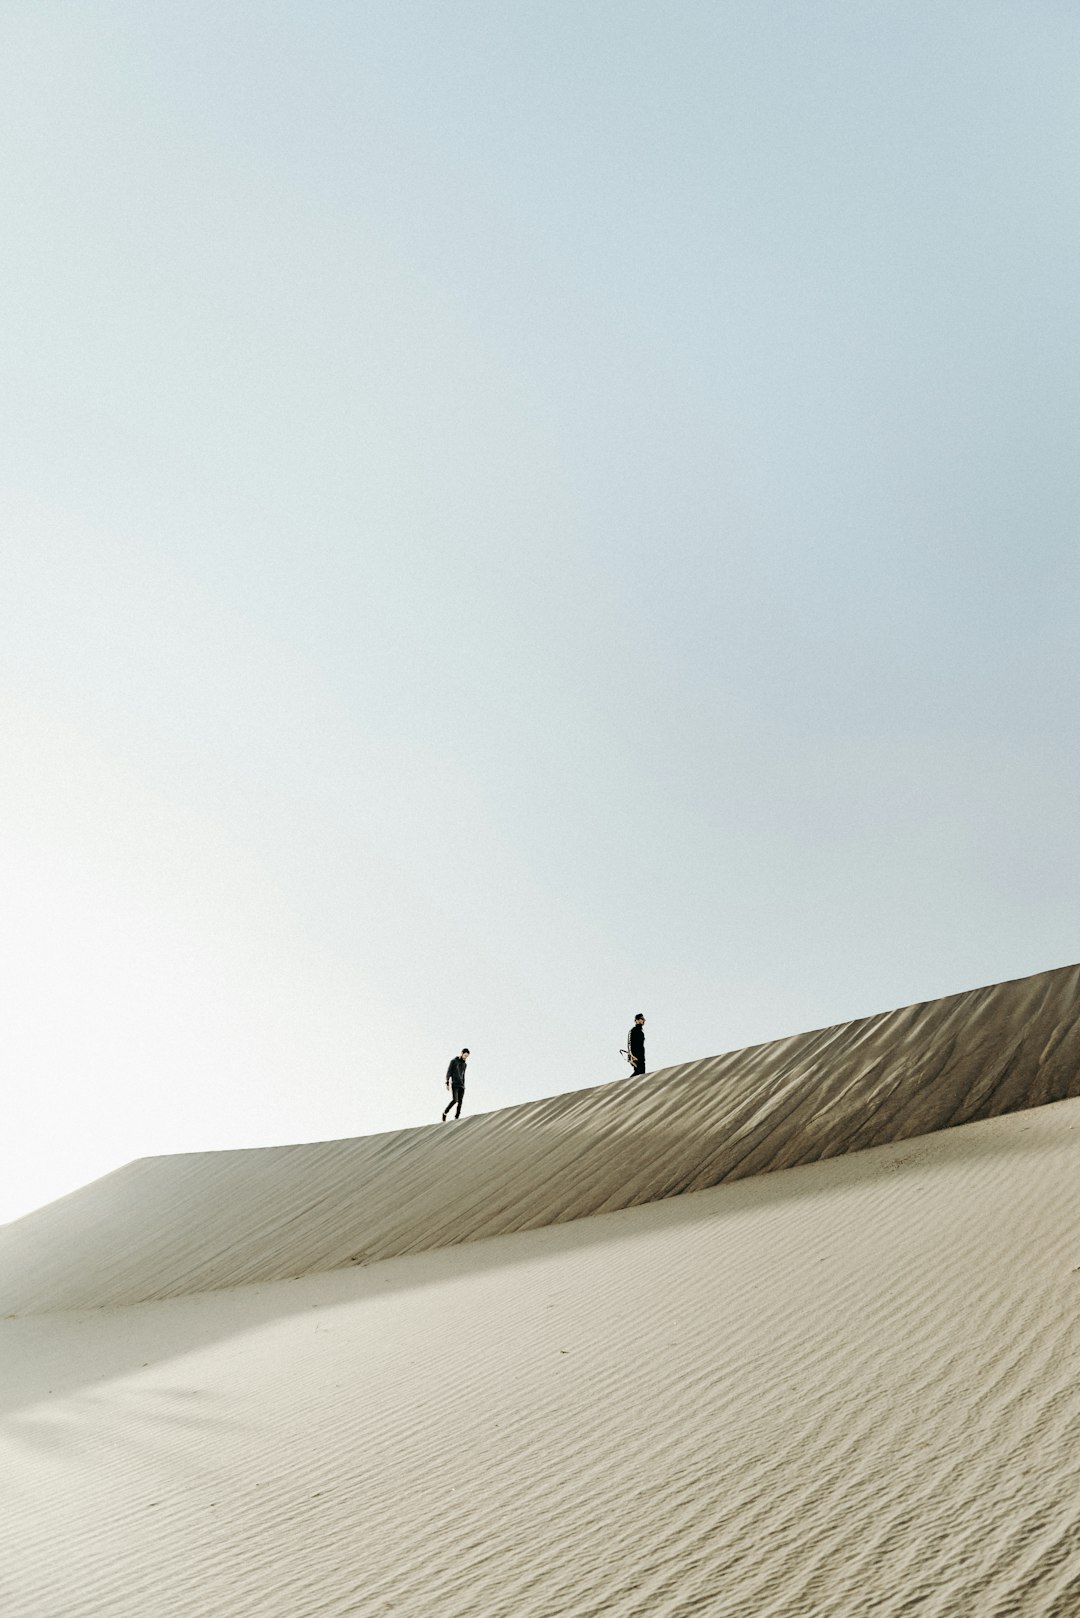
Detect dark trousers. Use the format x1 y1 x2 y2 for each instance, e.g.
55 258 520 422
443 1080 464 1119
631 1057 646 1076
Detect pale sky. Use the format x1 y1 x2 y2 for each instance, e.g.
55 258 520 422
2 1 1078 1223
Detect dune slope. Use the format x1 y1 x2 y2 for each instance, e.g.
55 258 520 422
3 961 1080 1313
4 1096 1080 1616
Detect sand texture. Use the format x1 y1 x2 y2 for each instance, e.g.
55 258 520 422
5 962 1080 1616
3 962 1080 1314
5 1094 1080 1615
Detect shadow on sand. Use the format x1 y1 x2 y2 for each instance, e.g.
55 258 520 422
3 1096 1077 1423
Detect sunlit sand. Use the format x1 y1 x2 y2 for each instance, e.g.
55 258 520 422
4 963 1080 1615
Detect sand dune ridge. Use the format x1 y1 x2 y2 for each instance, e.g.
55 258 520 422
4 961 1079 1314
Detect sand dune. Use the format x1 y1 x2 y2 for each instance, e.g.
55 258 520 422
5 964 1080 1616
3 962 1080 1314
4 1090 1080 1613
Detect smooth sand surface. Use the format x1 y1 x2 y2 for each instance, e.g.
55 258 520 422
4 964 1080 1615
3 962 1080 1313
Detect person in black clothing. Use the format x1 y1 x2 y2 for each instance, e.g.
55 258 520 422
442 1048 470 1120
628 1014 646 1076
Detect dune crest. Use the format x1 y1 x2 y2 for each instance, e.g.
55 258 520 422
4 962 1080 1315
8 957 1080 1313
7 966 1080 1615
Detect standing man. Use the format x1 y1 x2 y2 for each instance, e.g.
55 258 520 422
627 1014 646 1076
442 1048 469 1121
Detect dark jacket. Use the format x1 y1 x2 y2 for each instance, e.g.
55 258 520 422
628 1024 645 1062
447 1056 467 1088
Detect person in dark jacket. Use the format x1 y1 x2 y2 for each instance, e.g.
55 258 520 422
628 1014 646 1076
442 1048 470 1120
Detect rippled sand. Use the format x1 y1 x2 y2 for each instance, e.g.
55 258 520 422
4 963 1080 1615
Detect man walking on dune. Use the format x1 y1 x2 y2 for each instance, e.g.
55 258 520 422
628 1014 646 1076
442 1048 469 1121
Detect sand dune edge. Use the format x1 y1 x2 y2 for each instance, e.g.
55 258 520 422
3 960 1079 1314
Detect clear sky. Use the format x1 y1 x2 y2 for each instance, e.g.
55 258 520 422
2 1 1078 1222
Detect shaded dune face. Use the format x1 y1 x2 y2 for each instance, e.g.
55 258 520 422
3 962 1080 1314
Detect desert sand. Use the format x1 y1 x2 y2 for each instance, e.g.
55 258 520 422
4 963 1080 1615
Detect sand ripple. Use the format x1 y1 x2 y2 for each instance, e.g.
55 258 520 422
3 1097 1080 1614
